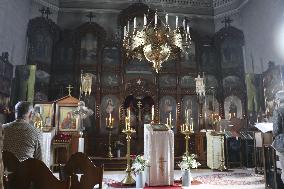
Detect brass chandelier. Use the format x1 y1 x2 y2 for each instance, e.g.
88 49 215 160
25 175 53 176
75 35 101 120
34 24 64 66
123 11 192 72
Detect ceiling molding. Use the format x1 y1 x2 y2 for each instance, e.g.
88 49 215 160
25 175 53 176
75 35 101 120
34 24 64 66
33 0 60 11
213 0 248 19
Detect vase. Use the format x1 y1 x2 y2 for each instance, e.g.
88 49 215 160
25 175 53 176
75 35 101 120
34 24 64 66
135 171 145 188
182 169 191 187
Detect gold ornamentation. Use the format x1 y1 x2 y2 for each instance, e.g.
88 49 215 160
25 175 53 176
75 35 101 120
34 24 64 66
123 11 191 72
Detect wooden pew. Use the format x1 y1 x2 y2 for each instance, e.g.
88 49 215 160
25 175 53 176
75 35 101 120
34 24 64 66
62 152 104 189
14 158 71 189
2 150 20 189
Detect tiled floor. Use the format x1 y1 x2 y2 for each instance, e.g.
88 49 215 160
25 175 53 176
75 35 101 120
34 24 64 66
103 168 265 189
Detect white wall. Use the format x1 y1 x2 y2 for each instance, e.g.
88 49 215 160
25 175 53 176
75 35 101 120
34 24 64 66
0 0 32 65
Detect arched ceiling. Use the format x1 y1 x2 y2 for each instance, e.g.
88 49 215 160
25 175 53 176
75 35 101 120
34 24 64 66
34 0 248 18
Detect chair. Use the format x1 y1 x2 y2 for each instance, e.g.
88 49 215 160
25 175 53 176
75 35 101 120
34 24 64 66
14 158 71 189
62 152 104 189
2 150 20 189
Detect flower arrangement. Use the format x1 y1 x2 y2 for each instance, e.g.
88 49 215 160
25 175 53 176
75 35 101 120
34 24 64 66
178 154 201 170
131 155 149 175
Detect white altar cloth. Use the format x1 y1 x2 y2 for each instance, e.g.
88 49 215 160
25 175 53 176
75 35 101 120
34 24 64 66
206 131 223 169
42 129 55 169
144 124 174 186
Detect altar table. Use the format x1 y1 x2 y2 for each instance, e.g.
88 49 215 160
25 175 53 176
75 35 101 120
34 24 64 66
144 124 174 186
42 129 55 169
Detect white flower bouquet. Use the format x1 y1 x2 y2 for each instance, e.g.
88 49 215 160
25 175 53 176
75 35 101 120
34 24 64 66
178 154 201 170
131 155 149 175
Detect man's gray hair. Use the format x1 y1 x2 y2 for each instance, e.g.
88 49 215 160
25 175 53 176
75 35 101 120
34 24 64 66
15 101 33 119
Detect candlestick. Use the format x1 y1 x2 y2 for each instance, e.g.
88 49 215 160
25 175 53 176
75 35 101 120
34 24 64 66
133 17 136 29
176 16 178 28
165 13 168 25
121 127 136 185
144 14 147 26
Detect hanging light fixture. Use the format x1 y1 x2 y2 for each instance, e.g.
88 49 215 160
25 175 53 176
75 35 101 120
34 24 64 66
123 11 191 72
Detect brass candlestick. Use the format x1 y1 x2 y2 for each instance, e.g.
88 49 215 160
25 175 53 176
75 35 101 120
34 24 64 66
181 123 194 155
106 126 114 158
106 113 114 158
121 127 136 185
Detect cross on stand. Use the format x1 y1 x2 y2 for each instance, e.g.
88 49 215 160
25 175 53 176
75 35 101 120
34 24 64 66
86 12 96 23
45 7 52 19
221 16 233 28
66 85 73 96
39 7 46 17
38 7 52 19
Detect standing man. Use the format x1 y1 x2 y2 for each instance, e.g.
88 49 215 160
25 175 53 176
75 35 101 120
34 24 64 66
2 101 42 161
272 91 284 183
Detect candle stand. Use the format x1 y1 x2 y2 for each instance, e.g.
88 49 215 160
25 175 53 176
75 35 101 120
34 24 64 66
121 127 136 185
181 123 194 155
106 126 114 158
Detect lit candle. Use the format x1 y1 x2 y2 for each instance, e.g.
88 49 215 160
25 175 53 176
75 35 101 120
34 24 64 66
169 112 172 125
127 21 130 32
155 12 157 25
190 118 193 131
176 16 178 28
183 19 185 29
144 14 147 26
134 17 136 29
165 13 168 25
109 113 112 125
124 26 127 37
187 25 189 34
151 105 154 121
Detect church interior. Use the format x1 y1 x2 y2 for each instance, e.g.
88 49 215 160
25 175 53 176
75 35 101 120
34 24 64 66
1 0 284 188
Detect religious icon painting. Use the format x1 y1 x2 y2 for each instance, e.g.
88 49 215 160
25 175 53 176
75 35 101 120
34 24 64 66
100 95 119 134
58 106 78 131
33 102 54 129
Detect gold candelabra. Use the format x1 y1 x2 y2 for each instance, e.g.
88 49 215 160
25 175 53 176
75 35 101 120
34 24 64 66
121 108 136 185
181 111 194 155
106 113 114 158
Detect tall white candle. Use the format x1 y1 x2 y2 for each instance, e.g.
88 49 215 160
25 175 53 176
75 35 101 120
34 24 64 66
155 12 157 25
190 118 193 131
183 19 186 29
169 112 172 125
176 16 178 28
151 105 154 120
144 14 147 26
165 13 168 25
134 17 136 29
124 26 127 37
127 21 130 32
109 113 112 124
187 25 189 34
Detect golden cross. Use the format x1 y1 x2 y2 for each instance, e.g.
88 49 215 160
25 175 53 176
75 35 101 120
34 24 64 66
66 84 73 96
137 101 142 109
158 156 167 176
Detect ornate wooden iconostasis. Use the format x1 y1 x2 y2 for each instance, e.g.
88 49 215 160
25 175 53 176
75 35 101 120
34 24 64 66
22 3 249 165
